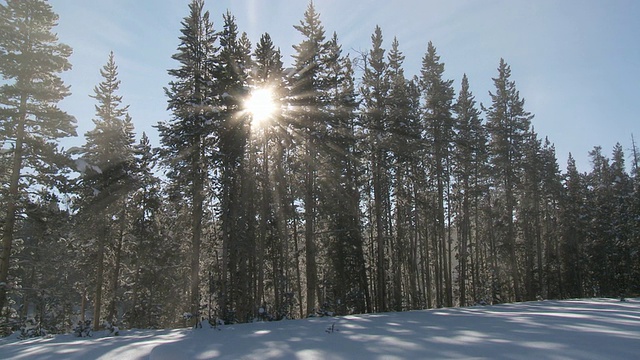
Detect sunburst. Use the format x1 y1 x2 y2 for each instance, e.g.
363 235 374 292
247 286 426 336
245 87 277 128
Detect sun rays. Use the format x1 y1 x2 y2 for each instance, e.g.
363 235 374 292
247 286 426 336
245 87 277 128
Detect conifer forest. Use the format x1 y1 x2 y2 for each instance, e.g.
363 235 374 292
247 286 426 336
1 0 639 334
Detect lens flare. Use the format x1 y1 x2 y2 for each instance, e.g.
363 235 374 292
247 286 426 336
245 87 277 127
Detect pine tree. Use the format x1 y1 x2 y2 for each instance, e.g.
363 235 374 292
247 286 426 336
386 36 410 311
539 138 562 298
630 135 640 293
453 74 484 306
585 146 614 295
609 144 633 295
250 32 295 319
483 59 533 302
0 0 76 315
291 0 328 316
216 11 254 322
519 128 543 300
360 25 389 312
14 192 75 334
582 144 634 297
123 133 180 328
156 0 218 326
404 76 427 308
321 33 369 314
560 154 587 298
77 51 135 330
420 41 455 307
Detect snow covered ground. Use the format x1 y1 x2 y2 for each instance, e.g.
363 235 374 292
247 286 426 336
1 298 639 359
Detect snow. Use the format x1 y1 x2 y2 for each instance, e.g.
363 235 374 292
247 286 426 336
74 158 102 174
1 298 639 359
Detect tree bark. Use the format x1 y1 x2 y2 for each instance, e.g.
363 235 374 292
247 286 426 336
190 150 204 326
304 139 317 316
107 204 127 323
93 225 106 331
0 94 27 315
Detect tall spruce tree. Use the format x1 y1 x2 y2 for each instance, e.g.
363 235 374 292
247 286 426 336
585 146 615 295
125 133 167 328
217 11 253 321
386 36 410 311
251 32 286 318
156 0 218 326
322 33 369 314
0 0 76 315
291 0 328 315
78 51 135 330
609 144 633 295
360 25 389 312
630 136 640 293
483 59 533 302
539 138 562 297
420 41 455 307
453 74 483 306
519 128 543 300
560 154 587 298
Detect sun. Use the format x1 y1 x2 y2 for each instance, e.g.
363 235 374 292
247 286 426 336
245 87 277 127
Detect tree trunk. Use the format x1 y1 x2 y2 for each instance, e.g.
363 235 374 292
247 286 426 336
93 225 106 331
506 184 521 302
107 204 127 323
459 179 470 307
0 94 27 315
304 138 317 316
190 152 204 327
373 149 386 312
292 201 304 319
81 289 87 322
257 137 268 313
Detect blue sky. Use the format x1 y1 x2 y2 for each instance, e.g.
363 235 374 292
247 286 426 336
48 0 640 173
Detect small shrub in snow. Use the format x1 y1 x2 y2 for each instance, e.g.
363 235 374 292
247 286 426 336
325 322 339 334
18 318 47 339
103 321 119 336
73 320 92 337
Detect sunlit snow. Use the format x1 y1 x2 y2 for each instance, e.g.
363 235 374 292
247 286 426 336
1 298 639 359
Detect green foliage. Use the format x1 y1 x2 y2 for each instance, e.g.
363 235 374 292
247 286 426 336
0 0 76 319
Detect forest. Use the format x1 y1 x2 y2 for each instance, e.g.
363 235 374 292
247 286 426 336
1 0 639 334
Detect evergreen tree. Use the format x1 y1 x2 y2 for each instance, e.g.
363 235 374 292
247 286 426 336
609 144 633 295
322 33 369 314
386 36 412 311
483 59 533 302
630 136 640 294
420 41 455 307
14 192 75 333
585 146 614 295
290 0 328 316
360 25 389 312
560 154 587 298
453 74 484 306
250 32 282 319
0 0 76 315
581 145 635 297
77 51 135 330
124 133 176 328
217 11 253 322
156 0 218 326
519 128 543 300
581 144 635 297
539 138 562 298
